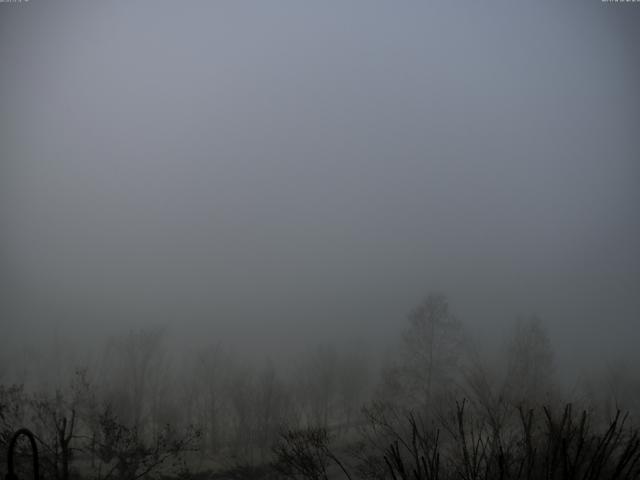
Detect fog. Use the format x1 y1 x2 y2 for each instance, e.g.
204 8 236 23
1 2 640 478
1 0 640 435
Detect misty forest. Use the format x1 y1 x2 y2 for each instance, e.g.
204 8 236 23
1 1 639 480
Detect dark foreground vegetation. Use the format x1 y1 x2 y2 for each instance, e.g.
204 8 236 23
274 402 640 480
1 294 639 479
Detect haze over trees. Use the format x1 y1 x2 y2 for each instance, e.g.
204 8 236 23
379 294 465 411
1 294 638 479
1 1 639 479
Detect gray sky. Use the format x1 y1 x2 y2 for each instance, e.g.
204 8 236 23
1 1 639 375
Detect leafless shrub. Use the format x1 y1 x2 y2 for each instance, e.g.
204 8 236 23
272 427 352 480
380 401 640 480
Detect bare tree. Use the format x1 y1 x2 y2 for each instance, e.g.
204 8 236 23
30 390 76 480
296 346 340 430
380 293 465 411
337 351 369 433
504 316 555 408
102 328 167 437
273 427 353 480
189 343 228 455
228 363 257 459
27 369 99 480
90 403 199 480
255 360 291 460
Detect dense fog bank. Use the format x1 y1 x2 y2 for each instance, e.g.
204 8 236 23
1 0 639 478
